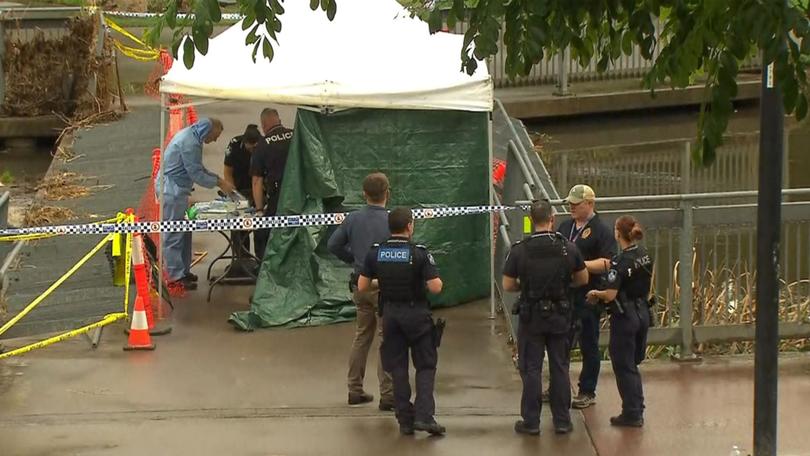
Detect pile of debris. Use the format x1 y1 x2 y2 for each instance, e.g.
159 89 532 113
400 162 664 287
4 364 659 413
1 12 120 119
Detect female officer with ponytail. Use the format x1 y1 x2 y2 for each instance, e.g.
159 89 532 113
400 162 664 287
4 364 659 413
585 215 654 428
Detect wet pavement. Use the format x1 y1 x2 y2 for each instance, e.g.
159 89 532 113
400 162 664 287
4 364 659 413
1 101 809 455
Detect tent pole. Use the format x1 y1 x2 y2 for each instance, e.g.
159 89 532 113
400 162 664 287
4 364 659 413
488 111 495 320
158 92 166 309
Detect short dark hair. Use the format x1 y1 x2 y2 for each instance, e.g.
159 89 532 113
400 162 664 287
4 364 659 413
362 172 389 203
261 108 279 118
243 124 262 143
529 200 553 225
388 207 413 234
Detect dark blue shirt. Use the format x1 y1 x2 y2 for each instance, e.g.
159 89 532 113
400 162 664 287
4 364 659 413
327 205 390 273
557 212 616 289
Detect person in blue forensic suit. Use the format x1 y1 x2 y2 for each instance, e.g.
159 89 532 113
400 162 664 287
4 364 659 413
156 118 235 290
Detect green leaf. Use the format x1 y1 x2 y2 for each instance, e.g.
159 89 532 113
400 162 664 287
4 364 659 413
465 57 478 76
264 20 277 40
171 36 182 59
271 0 285 15
192 27 209 56
255 2 267 24
327 0 337 21
262 37 274 61
208 0 221 22
783 76 799 113
245 24 259 45
597 53 610 72
796 93 808 121
428 10 443 33
447 13 457 30
183 37 195 69
320 0 328 11
310 0 319 11
166 0 177 28
242 14 255 31
273 17 282 33
251 40 261 63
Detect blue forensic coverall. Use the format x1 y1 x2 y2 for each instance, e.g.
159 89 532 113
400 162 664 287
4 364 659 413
156 119 219 281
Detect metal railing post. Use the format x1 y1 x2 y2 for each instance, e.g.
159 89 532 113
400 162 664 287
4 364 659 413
677 141 699 360
554 48 570 96
678 200 696 359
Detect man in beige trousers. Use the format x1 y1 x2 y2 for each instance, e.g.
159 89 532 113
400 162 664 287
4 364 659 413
328 173 394 410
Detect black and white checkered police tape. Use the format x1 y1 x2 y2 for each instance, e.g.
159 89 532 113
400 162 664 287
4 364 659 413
0 205 527 237
105 11 244 20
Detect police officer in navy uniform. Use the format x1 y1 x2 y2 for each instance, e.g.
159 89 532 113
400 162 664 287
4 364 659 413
357 207 445 436
503 200 589 436
556 184 616 409
250 108 293 260
586 215 654 427
224 124 262 261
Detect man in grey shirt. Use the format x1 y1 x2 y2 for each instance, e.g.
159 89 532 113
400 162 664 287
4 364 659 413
328 172 394 410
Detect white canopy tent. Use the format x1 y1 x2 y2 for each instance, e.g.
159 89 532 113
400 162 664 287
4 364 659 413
161 0 492 112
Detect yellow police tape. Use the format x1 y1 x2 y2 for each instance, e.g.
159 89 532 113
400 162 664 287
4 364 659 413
104 17 160 61
0 313 127 360
0 233 115 338
0 222 135 358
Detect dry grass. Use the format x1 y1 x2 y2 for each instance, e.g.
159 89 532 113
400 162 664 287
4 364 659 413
35 171 114 201
23 205 76 226
36 172 90 201
644 263 810 358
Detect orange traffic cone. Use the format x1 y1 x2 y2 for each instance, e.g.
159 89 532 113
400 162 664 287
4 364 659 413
124 296 155 351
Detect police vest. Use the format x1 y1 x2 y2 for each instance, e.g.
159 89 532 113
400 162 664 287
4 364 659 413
375 240 426 304
519 233 570 302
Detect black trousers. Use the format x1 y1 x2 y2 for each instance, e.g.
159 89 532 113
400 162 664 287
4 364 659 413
253 228 270 261
518 318 572 427
608 302 650 419
381 304 438 425
254 193 280 261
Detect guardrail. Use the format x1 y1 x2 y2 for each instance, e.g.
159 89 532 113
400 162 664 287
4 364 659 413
0 191 24 312
494 182 810 358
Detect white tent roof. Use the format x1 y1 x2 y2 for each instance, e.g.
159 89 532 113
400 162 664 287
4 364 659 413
160 0 492 112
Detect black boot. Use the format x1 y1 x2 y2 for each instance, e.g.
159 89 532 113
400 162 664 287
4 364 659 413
610 414 644 427
414 420 446 435
514 420 540 436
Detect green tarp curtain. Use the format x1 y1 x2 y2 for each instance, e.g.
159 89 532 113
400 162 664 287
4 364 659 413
229 108 490 330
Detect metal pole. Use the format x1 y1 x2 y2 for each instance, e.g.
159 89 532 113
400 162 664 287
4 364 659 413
676 139 696 359
682 141 692 195
554 47 570 96
678 199 695 359
488 112 495 320
754 50 784 456
158 93 166 315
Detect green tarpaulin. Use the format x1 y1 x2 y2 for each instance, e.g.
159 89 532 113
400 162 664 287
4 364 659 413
229 108 490 330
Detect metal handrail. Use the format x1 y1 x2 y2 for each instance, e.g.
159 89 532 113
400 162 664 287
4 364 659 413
516 188 810 206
